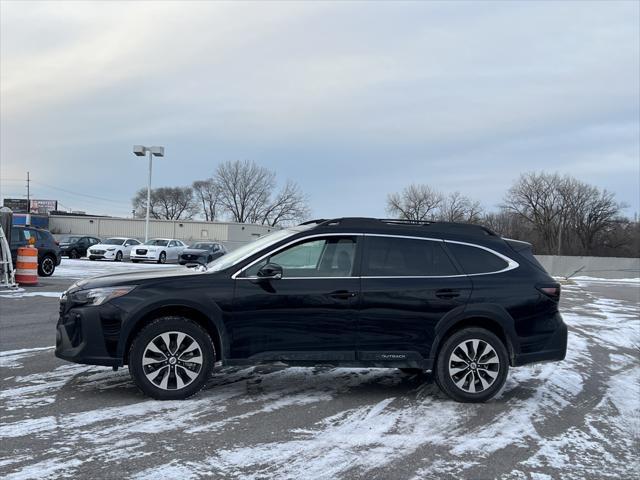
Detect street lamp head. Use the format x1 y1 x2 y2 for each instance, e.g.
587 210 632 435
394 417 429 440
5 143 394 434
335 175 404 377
150 146 165 157
133 145 146 156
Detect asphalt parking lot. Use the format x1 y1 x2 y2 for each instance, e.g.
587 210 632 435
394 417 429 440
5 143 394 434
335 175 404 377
1 260 638 480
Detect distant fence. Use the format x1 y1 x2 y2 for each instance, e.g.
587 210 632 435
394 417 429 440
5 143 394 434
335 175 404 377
535 255 640 279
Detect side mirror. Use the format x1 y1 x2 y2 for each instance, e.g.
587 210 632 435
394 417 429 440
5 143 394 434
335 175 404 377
257 263 283 280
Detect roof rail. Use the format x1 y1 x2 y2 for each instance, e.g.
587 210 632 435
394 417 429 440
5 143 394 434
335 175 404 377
299 217 497 237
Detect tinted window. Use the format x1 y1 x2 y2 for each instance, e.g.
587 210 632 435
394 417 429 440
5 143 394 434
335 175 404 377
145 239 169 246
363 236 458 276
10 227 24 244
244 237 357 278
105 238 126 245
446 243 508 274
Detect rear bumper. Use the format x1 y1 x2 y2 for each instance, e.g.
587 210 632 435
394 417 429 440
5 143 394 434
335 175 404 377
513 313 567 366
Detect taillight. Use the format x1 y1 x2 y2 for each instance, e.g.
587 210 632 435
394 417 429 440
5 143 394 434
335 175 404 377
537 283 561 300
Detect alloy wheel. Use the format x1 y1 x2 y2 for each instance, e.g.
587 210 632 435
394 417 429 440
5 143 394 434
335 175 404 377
142 331 203 390
448 338 500 394
41 257 55 275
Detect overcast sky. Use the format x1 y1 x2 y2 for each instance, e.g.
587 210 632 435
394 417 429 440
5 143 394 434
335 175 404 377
1 0 639 220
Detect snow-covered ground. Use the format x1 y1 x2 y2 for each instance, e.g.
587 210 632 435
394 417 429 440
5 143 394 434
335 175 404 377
0 279 638 479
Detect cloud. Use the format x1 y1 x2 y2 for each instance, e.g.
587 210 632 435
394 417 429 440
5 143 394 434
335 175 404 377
1 0 638 218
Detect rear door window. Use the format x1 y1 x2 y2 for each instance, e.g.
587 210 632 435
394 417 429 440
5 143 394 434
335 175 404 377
363 236 459 277
446 243 508 274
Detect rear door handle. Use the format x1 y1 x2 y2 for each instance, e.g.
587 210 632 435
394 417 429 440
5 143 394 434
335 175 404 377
329 290 358 300
435 288 461 299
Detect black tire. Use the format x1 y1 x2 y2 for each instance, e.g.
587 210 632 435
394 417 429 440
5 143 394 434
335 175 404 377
38 255 56 277
128 317 215 400
132 259 140 263
69 249 79 259
435 327 508 403
115 251 123 262
157 252 166 264
89 257 96 261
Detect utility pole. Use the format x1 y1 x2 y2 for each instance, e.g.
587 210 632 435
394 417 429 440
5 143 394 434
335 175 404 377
26 171 31 213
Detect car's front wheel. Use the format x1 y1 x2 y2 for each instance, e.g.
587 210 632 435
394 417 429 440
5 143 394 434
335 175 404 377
115 251 123 262
435 327 508 403
128 317 215 400
157 252 166 264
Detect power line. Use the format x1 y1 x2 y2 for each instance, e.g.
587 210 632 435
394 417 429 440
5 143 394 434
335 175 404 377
28 180 131 206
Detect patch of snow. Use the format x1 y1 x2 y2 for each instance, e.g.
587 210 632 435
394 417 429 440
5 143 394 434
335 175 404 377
0 291 63 299
0 346 54 368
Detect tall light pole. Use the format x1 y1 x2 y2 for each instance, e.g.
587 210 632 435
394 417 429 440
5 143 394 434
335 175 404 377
133 145 164 242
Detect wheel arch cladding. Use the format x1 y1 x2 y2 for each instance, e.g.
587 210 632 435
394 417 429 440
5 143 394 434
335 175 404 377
122 305 224 364
431 310 516 367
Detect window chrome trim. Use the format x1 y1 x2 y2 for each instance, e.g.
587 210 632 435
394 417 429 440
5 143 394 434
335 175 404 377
232 232 519 280
231 233 363 280
443 239 519 276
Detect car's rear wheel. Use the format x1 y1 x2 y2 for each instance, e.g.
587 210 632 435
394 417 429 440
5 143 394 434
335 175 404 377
435 327 508 403
115 251 123 262
128 317 215 400
38 254 56 277
158 252 166 264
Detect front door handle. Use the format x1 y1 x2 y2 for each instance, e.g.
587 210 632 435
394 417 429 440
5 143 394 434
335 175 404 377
435 288 461 299
329 290 358 300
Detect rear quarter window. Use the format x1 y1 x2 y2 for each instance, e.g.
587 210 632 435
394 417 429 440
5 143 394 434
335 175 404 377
446 243 509 274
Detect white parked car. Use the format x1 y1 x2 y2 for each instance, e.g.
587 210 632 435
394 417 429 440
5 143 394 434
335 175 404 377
88 237 141 262
129 238 187 264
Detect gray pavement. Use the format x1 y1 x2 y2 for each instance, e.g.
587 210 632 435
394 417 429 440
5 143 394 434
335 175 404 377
0 273 638 479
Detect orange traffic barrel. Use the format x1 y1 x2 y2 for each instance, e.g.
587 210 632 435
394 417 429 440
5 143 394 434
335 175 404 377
16 246 38 286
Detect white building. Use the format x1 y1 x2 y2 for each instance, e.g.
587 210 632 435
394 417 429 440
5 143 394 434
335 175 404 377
49 215 276 250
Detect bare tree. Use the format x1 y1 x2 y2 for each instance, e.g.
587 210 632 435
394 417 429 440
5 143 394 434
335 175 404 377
192 178 221 222
502 172 566 253
438 191 484 223
386 184 444 221
503 172 626 255
257 180 310 226
132 186 199 220
213 160 310 226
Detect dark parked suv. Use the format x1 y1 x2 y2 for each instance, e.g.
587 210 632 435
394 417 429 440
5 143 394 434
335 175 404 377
11 225 62 276
55 218 567 402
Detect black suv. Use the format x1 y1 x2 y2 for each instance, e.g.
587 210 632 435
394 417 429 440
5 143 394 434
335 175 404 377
11 225 62 276
55 218 567 402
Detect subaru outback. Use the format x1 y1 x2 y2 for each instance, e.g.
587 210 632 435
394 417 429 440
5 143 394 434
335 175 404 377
55 218 567 403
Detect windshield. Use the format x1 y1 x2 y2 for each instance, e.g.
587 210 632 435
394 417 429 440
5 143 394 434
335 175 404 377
206 228 304 273
60 236 81 243
144 239 169 246
104 238 126 245
192 243 213 250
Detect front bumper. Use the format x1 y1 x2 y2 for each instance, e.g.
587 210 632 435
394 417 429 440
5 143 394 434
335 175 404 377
513 313 568 366
55 301 124 367
130 252 159 261
88 250 117 261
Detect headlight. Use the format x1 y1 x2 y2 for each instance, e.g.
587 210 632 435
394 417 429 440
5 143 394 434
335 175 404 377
107 247 116 251
72 286 136 306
